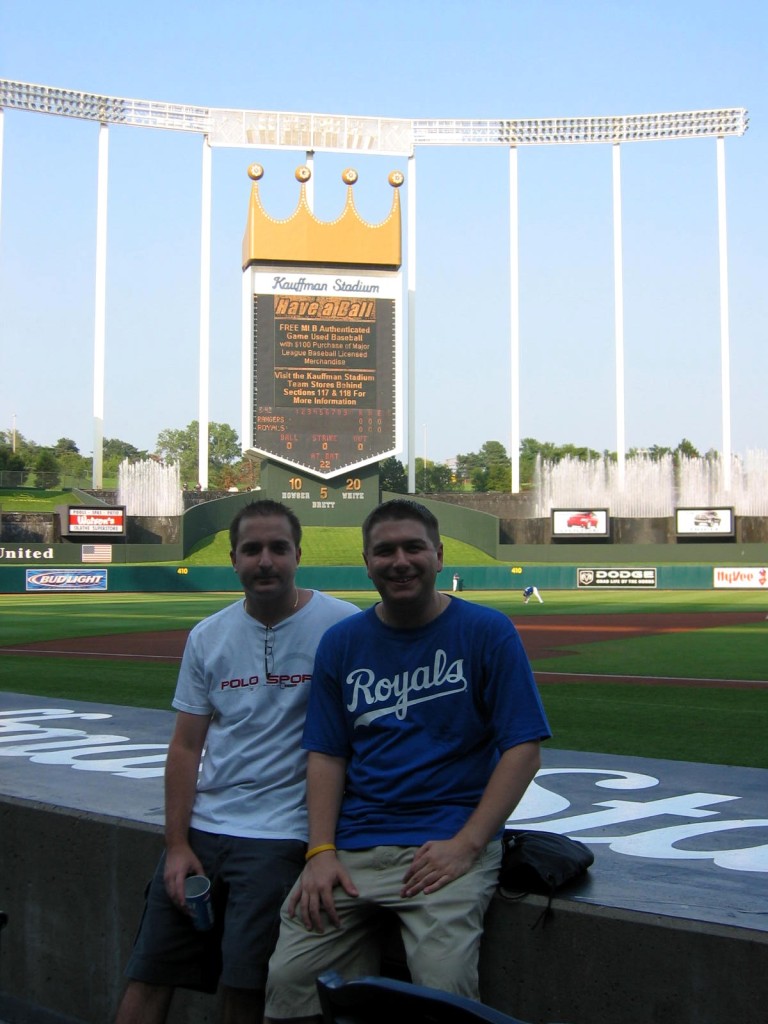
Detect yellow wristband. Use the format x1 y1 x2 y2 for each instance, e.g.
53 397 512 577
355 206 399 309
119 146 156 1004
305 843 337 862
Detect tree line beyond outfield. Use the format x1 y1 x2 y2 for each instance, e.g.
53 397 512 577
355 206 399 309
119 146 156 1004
1 423 706 493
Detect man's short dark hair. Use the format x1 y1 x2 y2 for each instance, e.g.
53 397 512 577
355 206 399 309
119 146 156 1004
362 499 441 551
229 500 302 551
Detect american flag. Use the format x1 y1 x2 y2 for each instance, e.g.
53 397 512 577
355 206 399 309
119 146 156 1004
82 544 112 563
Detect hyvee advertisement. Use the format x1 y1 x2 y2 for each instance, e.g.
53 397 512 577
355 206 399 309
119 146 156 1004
714 567 767 589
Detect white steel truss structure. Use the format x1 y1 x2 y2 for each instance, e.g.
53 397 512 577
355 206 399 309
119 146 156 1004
0 79 750 490
0 80 747 149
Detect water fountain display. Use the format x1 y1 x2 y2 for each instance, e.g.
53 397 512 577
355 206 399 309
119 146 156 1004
533 450 768 518
677 450 768 517
117 459 183 517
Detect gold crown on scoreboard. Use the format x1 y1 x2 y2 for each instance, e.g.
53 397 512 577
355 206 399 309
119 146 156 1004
242 164 403 270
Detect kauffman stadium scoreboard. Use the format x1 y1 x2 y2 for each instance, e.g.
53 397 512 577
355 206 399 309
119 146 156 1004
247 270 400 478
241 164 404 507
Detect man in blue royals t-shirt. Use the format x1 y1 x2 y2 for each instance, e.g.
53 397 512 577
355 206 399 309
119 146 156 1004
265 499 551 1024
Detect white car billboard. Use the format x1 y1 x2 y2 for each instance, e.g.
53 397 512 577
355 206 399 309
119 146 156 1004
676 507 734 538
552 508 610 538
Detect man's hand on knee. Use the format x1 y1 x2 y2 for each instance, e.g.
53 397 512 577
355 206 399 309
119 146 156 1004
401 837 477 897
288 852 359 932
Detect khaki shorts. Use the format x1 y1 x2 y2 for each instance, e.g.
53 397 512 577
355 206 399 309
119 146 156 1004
265 842 502 1019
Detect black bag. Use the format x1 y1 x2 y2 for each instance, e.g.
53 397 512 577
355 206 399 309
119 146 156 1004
498 829 594 927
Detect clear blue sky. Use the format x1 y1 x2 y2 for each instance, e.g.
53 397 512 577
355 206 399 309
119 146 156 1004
1 0 766 465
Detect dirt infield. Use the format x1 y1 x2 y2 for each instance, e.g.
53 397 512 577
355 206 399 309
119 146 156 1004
519 611 768 688
4 610 767 688
3 629 190 661
516 610 767 658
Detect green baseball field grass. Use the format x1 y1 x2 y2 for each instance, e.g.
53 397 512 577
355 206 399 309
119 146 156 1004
1 588 766 769
185 527 504 566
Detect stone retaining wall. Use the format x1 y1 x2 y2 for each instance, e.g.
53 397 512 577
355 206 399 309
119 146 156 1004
3 492 767 546
0 512 55 544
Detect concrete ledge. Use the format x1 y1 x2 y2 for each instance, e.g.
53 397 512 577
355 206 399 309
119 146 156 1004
2 794 767 1024
0 797 214 1024
480 892 768 1024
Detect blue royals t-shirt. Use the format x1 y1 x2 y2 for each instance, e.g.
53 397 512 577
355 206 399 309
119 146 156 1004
302 597 551 848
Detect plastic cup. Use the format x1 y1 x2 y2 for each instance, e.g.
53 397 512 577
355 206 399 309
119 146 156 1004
183 874 214 931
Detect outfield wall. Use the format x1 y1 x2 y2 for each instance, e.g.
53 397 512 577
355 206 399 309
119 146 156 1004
1 561 767 594
1 487 766 592
7 490 768 566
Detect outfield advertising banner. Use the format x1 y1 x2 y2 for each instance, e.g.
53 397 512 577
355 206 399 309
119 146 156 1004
676 507 735 538
552 508 610 538
67 507 125 536
713 567 768 589
26 569 108 592
578 568 657 588
0 546 54 562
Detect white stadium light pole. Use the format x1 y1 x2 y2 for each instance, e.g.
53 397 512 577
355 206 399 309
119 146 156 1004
716 136 733 492
508 145 520 494
407 154 417 494
0 82 749 485
198 136 212 490
0 108 4 244
612 142 626 489
92 122 109 489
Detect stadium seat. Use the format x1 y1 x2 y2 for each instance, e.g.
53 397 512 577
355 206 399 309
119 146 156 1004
316 970 537 1024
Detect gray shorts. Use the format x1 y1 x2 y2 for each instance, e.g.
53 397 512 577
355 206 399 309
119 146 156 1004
265 842 502 1019
125 829 305 993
